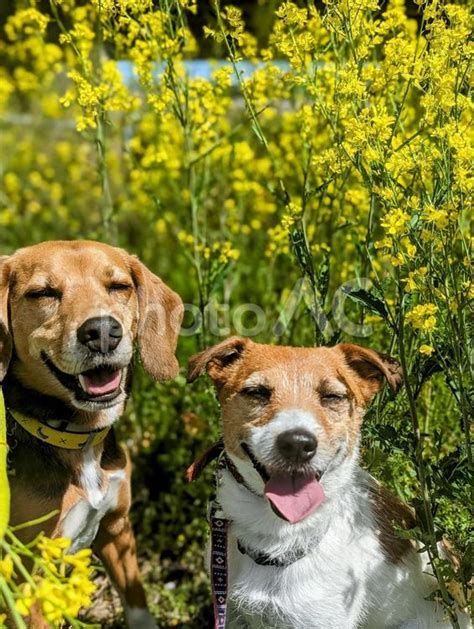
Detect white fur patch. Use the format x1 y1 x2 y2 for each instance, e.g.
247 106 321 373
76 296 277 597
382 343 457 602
248 408 337 475
215 452 471 628
249 408 318 457
61 465 125 553
80 447 104 509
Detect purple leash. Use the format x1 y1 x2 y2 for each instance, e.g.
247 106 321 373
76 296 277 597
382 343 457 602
186 442 231 628
209 501 229 629
188 441 306 628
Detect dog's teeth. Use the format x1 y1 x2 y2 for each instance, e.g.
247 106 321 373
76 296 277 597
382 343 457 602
78 374 87 391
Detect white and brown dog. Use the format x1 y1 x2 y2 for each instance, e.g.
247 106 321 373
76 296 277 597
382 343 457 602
0 240 183 628
188 337 470 629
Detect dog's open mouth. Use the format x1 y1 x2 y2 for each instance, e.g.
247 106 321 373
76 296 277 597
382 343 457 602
78 367 122 397
42 352 123 403
241 442 326 524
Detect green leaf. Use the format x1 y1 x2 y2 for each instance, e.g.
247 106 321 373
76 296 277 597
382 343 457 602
342 287 389 320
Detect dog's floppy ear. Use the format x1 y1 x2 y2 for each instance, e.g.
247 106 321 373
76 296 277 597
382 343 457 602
0 256 12 383
337 343 402 402
128 255 183 381
187 336 248 385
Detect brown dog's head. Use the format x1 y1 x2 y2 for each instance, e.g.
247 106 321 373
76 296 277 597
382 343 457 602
188 337 401 523
0 241 183 411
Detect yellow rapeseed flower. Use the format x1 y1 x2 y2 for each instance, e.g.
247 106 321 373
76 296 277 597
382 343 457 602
419 344 435 356
0 555 13 580
380 208 411 237
406 303 438 332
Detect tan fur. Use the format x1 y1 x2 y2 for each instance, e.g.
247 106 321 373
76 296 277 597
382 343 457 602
0 240 183 390
368 477 416 563
0 256 12 380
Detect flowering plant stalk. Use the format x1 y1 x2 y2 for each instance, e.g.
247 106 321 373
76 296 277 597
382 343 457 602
0 522 96 628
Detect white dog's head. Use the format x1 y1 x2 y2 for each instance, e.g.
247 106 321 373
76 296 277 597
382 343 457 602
188 338 401 523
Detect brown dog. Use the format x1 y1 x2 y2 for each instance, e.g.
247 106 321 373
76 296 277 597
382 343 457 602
0 240 183 628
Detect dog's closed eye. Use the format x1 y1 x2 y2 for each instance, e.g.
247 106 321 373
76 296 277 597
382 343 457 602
108 282 133 293
320 392 348 406
240 385 272 401
25 287 61 300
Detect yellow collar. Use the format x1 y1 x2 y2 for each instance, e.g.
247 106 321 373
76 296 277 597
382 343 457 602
10 411 110 450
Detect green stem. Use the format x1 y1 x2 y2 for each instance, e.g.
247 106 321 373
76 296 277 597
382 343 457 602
0 577 27 629
396 293 459 628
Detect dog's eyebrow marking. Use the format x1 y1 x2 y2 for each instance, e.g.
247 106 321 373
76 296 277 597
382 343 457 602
104 267 117 279
243 373 267 387
24 274 61 292
317 377 348 395
104 267 130 283
28 273 55 284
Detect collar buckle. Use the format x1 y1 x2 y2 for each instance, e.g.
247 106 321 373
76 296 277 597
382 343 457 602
78 430 99 450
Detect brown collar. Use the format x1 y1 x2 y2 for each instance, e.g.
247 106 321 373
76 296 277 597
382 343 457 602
186 439 258 495
186 439 224 482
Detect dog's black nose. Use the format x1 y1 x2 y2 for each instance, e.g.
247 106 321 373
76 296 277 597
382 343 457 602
77 316 123 353
276 429 317 464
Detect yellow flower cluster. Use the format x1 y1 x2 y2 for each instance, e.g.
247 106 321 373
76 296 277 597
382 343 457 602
63 60 140 131
380 209 411 237
0 534 95 627
406 303 438 332
0 554 13 580
206 7 257 59
0 8 62 107
419 344 435 356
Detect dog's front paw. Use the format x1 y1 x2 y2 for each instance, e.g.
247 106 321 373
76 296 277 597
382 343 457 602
124 606 158 629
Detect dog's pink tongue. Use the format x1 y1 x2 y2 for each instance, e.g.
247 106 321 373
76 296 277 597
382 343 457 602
80 369 121 396
264 473 325 524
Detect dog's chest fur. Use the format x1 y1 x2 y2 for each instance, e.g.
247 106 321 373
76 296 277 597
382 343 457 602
60 456 126 553
218 467 456 629
8 398 129 551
